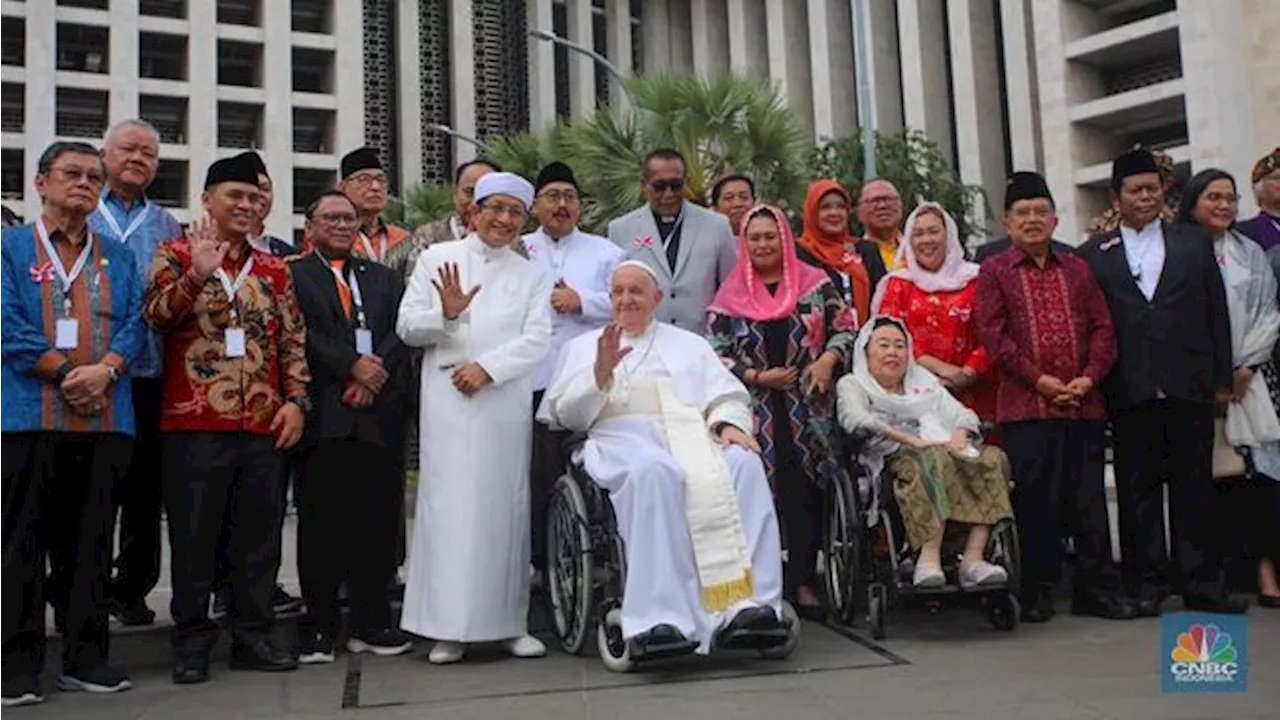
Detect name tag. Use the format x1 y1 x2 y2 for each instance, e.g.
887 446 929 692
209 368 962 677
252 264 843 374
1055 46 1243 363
355 328 373 356
225 328 246 358
55 318 79 349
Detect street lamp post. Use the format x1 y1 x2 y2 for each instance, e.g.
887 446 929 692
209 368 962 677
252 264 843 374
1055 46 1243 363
851 0 877 180
527 28 633 101
425 123 493 155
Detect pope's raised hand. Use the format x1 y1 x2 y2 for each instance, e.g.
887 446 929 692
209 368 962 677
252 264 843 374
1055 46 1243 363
594 323 633 390
188 217 228 279
431 262 481 321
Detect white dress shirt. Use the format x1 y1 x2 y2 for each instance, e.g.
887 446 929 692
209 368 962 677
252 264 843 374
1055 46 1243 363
1120 219 1166 301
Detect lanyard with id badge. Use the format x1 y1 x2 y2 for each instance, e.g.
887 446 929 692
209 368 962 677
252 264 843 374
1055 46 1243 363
216 257 255 358
96 199 152 244
330 260 374 355
36 219 95 351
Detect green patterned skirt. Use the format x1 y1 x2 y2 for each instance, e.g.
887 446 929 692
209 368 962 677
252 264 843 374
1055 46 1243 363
888 445 1013 550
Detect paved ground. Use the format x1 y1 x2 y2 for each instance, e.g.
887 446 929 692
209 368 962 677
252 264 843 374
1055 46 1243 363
26 518 1279 720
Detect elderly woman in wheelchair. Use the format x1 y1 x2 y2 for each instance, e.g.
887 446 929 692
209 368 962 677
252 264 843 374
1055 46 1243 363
536 261 800 671
837 317 1014 593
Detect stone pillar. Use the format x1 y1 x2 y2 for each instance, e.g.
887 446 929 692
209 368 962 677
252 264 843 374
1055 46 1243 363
1029 0 1078 242
727 0 769 77
863 0 903 133
567 0 596 117
642 0 672 73
765 0 813 136
668 0 694 70
449 0 477 163
690 0 729 76
527 0 556 128
23 0 55 217
808 0 856 140
949 0 1008 233
605 0 633 112
897 0 953 163
186 0 218 210
262 0 293 238
108 0 140 126
396 0 424 185
1000 0 1040 171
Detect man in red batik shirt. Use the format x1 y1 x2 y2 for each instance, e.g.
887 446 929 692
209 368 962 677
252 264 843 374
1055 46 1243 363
975 172 1135 624
144 153 310 684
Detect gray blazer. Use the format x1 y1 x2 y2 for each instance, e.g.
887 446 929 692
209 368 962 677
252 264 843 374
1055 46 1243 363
607 202 737 332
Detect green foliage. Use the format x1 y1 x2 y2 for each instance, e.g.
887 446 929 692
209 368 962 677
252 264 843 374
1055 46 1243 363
385 182 453 230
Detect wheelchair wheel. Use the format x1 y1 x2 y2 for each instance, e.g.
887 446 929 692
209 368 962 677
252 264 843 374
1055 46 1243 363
597 606 635 673
823 470 865 625
758 601 801 660
867 583 888 640
546 475 594 655
987 519 1022 596
986 592 1020 632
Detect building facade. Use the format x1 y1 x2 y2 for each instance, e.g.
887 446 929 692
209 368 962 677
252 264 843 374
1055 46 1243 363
2 0 1276 242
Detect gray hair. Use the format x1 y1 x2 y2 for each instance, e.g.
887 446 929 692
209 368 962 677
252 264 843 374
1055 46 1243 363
103 118 161 147
37 141 103 175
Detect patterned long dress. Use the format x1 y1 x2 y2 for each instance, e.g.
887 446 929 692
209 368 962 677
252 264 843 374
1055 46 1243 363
707 282 857 594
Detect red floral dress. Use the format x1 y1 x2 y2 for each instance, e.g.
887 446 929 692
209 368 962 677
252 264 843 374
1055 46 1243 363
876 276 997 424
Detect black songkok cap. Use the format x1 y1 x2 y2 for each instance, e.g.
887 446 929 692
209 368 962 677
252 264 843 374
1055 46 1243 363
340 147 383 179
535 161 578 194
234 151 268 180
1004 171 1054 211
204 153 261 190
1111 148 1160 191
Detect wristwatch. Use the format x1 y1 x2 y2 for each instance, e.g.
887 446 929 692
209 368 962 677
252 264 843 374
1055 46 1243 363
286 395 313 413
54 361 74 385
106 365 120 384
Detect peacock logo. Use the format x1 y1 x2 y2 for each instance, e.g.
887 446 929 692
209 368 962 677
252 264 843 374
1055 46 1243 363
1169 623 1239 684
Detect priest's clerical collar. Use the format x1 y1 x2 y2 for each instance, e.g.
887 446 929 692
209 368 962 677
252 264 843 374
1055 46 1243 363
652 206 684 226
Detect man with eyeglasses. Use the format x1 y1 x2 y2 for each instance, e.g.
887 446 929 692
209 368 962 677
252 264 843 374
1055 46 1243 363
3 141 145 705
397 159 503 282
855 179 906 281
976 171 1129 623
607 148 736 332
289 190 414 664
336 148 410 267
397 172 551 664
523 161 622 577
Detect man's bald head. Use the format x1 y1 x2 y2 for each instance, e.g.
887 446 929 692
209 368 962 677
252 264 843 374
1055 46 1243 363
610 261 663 332
856 178 904 235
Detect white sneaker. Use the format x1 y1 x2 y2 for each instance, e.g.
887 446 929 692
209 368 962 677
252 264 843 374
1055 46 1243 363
504 635 546 659
959 561 1009 590
912 562 946 588
427 641 466 664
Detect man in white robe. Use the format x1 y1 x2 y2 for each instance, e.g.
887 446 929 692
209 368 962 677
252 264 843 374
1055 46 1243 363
523 161 623 575
396 172 553 664
538 261 786 656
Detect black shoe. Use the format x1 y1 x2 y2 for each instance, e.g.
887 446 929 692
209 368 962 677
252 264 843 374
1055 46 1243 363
298 629 335 665
1258 594 1280 609
210 592 229 621
630 624 697 659
57 665 133 694
229 638 298 672
272 586 305 618
1134 595 1166 618
2 675 44 707
347 628 414 657
1183 594 1248 614
111 600 156 627
1071 593 1139 620
172 650 210 685
1021 594 1057 623
717 606 788 650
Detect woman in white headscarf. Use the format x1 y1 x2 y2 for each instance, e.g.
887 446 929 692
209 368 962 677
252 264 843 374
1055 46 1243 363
836 316 1013 589
871 203 995 424
1178 168 1280 608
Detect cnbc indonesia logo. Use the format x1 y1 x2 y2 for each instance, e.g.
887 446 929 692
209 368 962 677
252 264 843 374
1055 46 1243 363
1168 623 1239 686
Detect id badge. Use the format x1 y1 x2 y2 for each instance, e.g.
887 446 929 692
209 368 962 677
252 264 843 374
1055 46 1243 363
355 328 373 356
55 318 79 349
225 328 247 358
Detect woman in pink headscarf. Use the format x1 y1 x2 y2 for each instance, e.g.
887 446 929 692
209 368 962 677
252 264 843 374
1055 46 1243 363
706 205 858 619
872 202 995 425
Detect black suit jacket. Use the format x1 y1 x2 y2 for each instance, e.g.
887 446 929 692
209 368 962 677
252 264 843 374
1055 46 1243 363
796 241 887 304
290 252 410 451
973 236 1076 264
1078 222 1231 411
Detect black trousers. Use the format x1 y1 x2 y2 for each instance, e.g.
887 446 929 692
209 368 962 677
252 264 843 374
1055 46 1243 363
1002 420 1116 598
777 462 822 595
163 432 283 648
298 439 399 635
3 432 131 677
530 390 570 573
1111 398 1223 599
109 377 164 606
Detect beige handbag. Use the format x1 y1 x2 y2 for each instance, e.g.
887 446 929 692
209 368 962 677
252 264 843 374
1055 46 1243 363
1212 418 1247 479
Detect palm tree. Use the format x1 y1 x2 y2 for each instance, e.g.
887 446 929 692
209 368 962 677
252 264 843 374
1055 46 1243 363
384 182 454 230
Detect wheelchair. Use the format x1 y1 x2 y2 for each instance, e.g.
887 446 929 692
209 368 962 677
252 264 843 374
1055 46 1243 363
543 440 801 673
820 432 1022 639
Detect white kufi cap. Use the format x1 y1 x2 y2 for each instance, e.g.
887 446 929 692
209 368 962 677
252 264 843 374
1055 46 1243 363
474 172 535 212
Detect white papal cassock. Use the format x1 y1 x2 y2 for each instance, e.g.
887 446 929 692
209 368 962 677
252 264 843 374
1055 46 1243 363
537 321 783 652
397 234 552 642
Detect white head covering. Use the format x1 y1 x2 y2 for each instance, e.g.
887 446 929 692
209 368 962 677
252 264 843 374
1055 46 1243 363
852 316 953 441
874 203 980 311
474 172 535 212
612 259 661 285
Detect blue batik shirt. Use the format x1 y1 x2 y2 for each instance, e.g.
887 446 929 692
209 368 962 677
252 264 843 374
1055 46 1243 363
88 190 184 378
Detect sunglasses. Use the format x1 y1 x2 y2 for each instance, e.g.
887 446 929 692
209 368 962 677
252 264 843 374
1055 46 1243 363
650 178 685 193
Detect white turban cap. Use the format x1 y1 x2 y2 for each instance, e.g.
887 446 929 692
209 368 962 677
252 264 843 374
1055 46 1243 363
474 172 535 212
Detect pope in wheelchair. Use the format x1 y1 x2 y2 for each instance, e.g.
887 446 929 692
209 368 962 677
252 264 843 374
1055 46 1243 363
537 260 798 667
